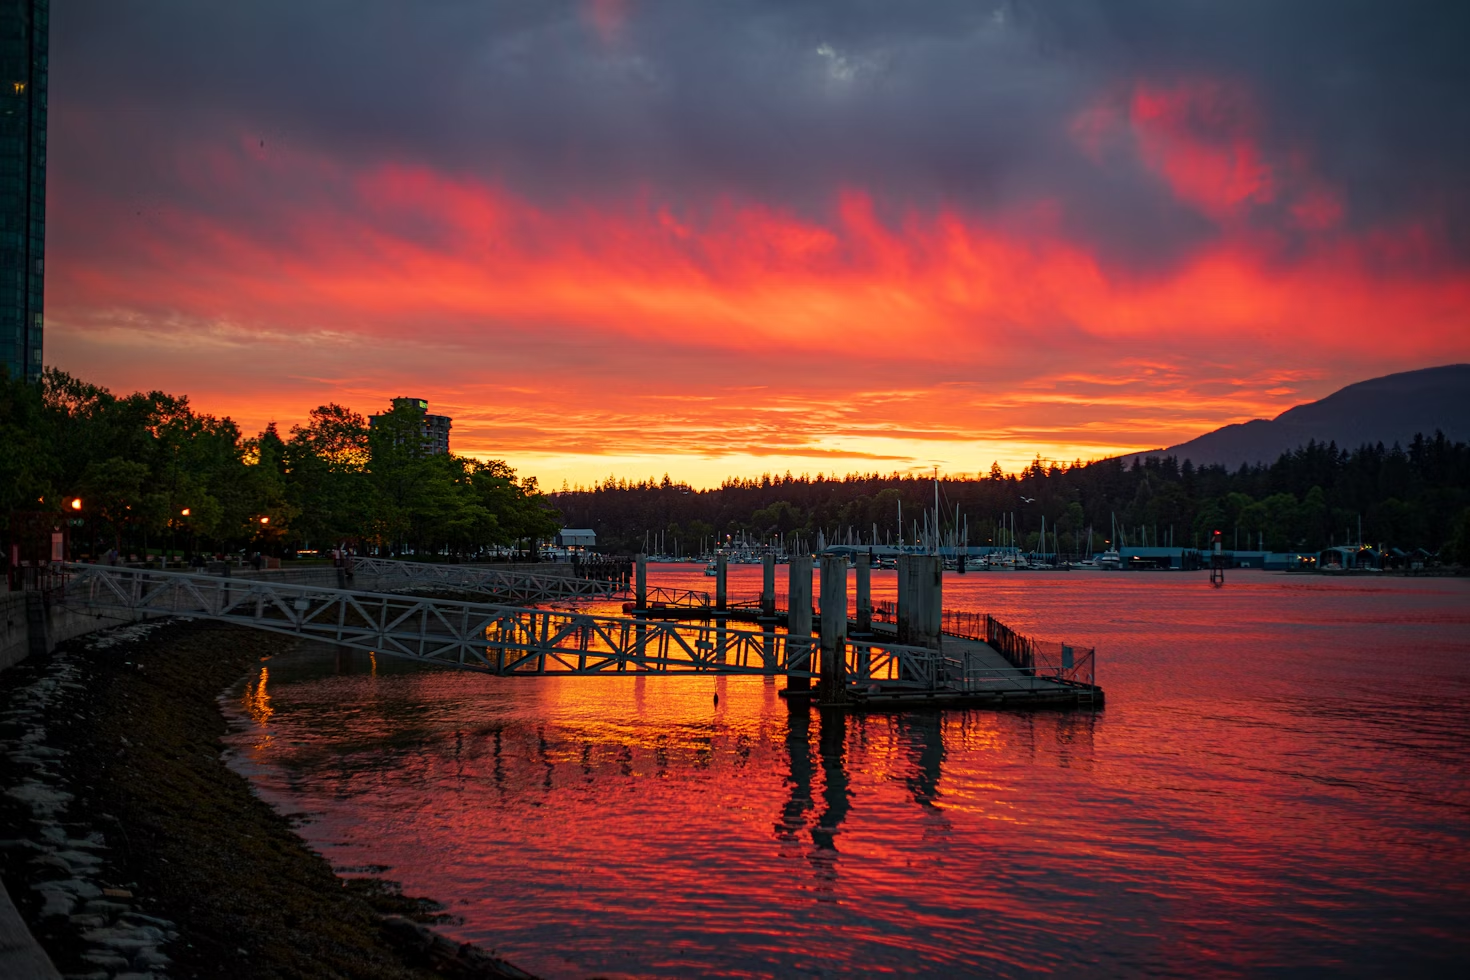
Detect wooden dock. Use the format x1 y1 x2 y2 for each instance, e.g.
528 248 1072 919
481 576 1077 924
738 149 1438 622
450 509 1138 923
843 621 1104 710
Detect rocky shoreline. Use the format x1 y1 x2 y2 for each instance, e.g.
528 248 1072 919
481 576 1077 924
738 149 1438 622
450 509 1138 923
0 619 535 980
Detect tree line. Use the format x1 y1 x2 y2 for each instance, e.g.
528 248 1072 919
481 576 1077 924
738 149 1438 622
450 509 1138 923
553 434 1470 562
1 370 560 561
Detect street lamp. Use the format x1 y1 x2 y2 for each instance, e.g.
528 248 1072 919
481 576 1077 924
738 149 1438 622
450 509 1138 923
70 497 82 511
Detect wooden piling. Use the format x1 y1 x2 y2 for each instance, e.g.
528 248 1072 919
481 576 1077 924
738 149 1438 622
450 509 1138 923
715 553 728 612
855 553 871 634
635 553 648 610
897 554 942 650
786 555 813 694
819 555 848 701
761 553 776 618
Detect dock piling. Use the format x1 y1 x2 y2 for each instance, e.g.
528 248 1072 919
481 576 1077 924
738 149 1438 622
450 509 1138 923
897 555 942 650
761 553 776 618
855 553 871 634
715 553 728 612
819 555 848 701
786 555 813 694
635 553 647 610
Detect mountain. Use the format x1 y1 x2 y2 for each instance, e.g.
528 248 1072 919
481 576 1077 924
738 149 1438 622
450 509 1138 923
1124 364 1470 469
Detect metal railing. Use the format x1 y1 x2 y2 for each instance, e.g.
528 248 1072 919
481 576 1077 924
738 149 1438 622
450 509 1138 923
638 586 712 608
872 601 1096 686
345 556 624 602
57 564 829 677
56 564 1097 694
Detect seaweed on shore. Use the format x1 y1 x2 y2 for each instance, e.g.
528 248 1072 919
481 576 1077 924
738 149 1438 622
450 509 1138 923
1 619 534 979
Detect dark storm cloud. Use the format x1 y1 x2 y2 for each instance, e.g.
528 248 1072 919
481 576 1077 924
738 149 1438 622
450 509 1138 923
50 0 1470 262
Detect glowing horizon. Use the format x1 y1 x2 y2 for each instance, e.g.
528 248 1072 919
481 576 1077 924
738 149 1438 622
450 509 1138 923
42 4 1470 491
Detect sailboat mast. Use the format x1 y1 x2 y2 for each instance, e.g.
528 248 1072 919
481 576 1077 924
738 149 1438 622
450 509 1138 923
932 466 940 556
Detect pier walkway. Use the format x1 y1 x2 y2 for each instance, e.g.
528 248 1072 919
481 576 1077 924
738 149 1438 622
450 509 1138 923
343 556 624 603
53 564 1101 707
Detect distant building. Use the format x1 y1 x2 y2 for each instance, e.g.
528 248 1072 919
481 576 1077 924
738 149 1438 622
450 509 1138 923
556 528 596 550
368 397 452 455
1317 546 1380 571
1 0 48 382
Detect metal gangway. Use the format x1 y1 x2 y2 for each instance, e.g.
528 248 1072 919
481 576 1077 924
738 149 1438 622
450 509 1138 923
58 564 944 681
57 564 1104 709
344 556 625 603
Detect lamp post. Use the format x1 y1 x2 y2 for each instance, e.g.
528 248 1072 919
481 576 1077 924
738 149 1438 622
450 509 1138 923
67 497 82 562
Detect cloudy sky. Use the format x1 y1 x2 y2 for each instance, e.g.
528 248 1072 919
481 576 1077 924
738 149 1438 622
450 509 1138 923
45 1 1470 487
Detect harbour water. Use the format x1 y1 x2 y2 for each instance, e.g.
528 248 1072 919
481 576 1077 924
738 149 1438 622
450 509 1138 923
222 569 1470 978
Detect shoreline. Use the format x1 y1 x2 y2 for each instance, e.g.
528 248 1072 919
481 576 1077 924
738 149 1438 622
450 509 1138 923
0 619 535 979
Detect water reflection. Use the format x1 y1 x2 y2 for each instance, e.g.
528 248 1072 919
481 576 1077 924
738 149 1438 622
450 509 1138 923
777 702 811 845
221 570 1470 978
901 712 945 809
813 708 850 852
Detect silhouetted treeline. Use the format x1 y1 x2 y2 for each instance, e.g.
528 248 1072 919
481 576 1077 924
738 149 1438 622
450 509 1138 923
554 435 1470 561
1 370 559 560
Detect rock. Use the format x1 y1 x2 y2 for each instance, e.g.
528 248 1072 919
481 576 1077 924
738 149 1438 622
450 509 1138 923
53 878 104 900
37 888 77 917
80 951 131 970
5 780 74 813
30 852 74 873
133 947 172 969
122 912 176 929
0 837 44 851
83 899 132 915
68 913 109 928
94 935 156 953
66 837 108 850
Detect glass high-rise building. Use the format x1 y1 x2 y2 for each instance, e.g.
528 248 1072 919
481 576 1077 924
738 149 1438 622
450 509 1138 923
1 0 46 382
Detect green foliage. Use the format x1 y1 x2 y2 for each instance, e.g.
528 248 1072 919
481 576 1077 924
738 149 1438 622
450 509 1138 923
0 371 560 560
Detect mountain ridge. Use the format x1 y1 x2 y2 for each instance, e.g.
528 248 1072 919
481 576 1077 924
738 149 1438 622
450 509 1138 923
1120 364 1470 469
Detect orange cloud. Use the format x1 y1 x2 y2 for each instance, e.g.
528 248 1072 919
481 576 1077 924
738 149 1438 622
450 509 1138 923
43 122 1470 487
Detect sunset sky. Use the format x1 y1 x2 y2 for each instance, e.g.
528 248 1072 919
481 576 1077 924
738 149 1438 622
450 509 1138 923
44 1 1470 489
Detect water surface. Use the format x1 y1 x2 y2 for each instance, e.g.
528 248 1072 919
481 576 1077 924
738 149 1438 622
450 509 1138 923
223 569 1470 978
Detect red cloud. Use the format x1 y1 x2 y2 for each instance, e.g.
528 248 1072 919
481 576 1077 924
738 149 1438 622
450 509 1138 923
1076 79 1345 233
1129 80 1276 219
42 128 1470 484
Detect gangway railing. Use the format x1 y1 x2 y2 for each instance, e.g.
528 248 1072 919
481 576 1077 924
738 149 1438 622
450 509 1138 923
57 565 1095 697
872 601 1096 686
639 586 711 609
345 556 624 603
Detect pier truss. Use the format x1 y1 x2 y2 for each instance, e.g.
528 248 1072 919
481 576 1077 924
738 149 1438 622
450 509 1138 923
344 556 624 603
58 564 1099 703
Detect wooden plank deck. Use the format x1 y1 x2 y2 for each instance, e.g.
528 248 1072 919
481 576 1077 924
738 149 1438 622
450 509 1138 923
850 621 1101 708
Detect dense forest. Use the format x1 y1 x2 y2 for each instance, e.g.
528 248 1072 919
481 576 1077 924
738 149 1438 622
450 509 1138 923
554 436 1470 562
0 370 559 560
6 367 1468 565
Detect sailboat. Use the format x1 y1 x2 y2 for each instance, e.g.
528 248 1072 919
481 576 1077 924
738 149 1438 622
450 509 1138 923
1098 513 1122 569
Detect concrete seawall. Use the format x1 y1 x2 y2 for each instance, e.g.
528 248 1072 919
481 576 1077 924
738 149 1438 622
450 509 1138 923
1 591 134 674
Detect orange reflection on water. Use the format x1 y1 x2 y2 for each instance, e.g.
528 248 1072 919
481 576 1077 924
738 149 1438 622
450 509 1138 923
243 666 273 725
218 570 1470 978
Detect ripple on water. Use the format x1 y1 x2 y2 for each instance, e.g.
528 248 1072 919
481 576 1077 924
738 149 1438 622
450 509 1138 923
221 570 1470 978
